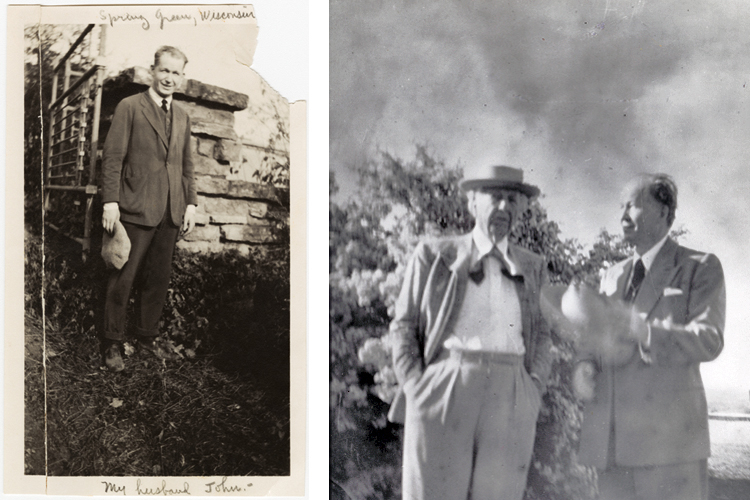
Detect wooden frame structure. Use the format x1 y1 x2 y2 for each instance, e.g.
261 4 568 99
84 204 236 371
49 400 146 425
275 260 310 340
43 24 107 259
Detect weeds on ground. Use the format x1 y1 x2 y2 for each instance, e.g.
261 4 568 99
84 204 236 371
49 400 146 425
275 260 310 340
24 229 290 476
25 310 46 475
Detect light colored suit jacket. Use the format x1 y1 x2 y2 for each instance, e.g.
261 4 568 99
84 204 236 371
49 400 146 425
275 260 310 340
578 238 725 468
388 233 553 423
101 92 197 227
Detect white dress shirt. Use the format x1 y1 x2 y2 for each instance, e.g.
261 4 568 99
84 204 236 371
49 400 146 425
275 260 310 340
148 87 172 110
443 227 525 354
633 234 669 275
633 234 669 354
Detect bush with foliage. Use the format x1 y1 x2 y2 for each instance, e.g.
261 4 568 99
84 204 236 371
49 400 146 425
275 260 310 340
26 227 289 365
330 147 638 499
24 24 62 234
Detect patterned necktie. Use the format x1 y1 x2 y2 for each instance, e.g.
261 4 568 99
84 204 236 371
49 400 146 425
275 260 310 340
161 99 171 140
625 259 645 302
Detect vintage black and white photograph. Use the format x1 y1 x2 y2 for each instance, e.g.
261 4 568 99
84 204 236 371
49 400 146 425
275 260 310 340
8 3 306 496
330 1 750 499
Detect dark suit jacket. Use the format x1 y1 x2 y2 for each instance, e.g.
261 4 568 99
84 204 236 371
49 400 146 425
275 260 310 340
101 91 198 227
388 233 553 423
578 238 725 468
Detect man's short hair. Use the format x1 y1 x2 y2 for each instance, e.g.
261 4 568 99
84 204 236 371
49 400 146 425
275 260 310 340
634 173 678 227
153 46 188 68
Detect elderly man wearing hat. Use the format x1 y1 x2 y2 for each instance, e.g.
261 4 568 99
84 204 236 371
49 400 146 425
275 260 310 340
388 165 553 500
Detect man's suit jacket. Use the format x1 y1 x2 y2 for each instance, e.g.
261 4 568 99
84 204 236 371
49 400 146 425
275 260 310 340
578 238 725 468
101 92 198 227
388 233 553 424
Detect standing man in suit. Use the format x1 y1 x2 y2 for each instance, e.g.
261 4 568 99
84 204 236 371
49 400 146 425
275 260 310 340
100 46 197 371
388 166 553 500
575 174 725 500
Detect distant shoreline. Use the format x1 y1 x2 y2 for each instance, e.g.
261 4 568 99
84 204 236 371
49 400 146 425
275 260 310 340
706 386 750 415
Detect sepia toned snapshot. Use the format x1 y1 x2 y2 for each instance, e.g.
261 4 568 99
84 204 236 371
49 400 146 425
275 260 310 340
7 4 306 496
329 1 750 499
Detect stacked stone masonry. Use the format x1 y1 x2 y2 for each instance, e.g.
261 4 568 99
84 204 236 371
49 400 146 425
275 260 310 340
101 67 289 255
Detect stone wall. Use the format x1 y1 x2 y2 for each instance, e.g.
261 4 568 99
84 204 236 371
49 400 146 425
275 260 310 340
100 67 289 255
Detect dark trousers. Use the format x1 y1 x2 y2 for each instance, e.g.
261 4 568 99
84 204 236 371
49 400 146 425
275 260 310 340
103 212 179 341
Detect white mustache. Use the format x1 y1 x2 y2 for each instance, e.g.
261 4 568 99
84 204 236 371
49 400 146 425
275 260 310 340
490 213 510 224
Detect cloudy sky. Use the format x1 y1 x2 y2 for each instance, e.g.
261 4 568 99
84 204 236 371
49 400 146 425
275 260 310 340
330 0 750 393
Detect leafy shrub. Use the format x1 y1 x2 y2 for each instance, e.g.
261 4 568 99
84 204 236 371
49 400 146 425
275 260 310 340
25 215 290 478
163 246 290 353
25 226 290 364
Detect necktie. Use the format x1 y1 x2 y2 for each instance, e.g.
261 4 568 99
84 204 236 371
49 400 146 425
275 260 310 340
625 259 645 302
161 99 171 140
468 257 485 284
468 248 521 284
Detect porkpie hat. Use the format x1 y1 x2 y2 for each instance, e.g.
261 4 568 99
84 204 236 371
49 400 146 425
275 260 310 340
101 220 131 270
459 165 540 199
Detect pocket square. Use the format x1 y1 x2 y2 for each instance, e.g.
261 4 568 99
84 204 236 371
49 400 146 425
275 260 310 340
663 287 683 297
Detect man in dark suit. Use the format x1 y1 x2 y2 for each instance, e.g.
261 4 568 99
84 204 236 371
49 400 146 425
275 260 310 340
575 174 725 500
100 46 197 371
389 165 552 500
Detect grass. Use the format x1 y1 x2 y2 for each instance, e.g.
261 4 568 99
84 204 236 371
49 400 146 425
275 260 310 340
708 419 750 482
709 478 750 500
24 312 46 475
24 230 290 477
25 307 289 476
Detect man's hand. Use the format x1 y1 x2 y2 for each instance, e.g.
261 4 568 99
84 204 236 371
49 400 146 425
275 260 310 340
102 202 120 234
181 204 196 235
628 309 650 344
606 301 648 344
402 373 422 398
572 361 596 402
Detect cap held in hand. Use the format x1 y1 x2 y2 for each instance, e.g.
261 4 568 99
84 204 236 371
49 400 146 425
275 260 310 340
101 220 131 270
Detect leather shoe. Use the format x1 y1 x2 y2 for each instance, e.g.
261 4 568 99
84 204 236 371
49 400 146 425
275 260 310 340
138 337 179 361
104 342 125 372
